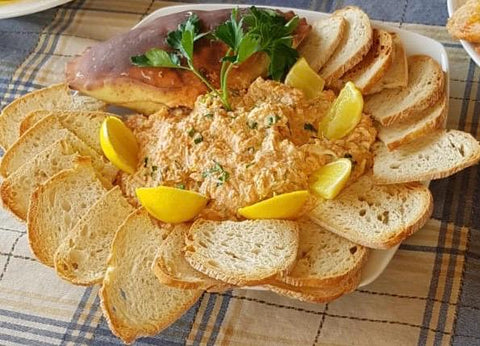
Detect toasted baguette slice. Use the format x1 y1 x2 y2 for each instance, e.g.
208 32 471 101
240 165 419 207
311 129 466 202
340 29 393 94
0 83 105 150
1 140 83 220
319 7 373 85
267 270 361 303
153 224 229 290
0 114 117 179
298 15 346 71
278 219 368 287
19 110 51 135
54 187 134 285
377 95 447 150
364 55 444 126
366 33 408 94
373 130 480 184
309 174 433 249
100 209 202 344
27 159 108 267
184 219 299 286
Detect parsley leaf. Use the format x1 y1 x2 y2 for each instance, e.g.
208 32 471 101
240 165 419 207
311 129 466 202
131 48 182 68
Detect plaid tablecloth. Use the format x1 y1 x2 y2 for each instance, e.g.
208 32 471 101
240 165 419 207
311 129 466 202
0 0 479 345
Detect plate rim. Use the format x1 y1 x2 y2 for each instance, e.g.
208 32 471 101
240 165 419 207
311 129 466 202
0 0 72 20
135 4 449 288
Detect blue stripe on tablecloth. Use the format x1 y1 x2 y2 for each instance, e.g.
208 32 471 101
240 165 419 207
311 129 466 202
193 293 217 345
207 292 232 346
0 332 53 346
61 286 94 343
419 59 477 345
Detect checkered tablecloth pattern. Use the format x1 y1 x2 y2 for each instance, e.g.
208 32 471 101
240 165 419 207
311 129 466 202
0 0 479 345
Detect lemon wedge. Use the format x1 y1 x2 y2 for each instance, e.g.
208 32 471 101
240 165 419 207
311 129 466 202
136 186 208 223
100 116 139 174
285 57 325 99
318 81 363 140
309 158 352 199
238 190 309 219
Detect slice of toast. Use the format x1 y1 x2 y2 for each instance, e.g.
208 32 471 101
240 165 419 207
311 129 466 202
0 83 105 150
278 219 368 287
153 223 229 290
100 209 202 344
298 15 346 71
377 95 447 150
27 159 109 267
54 186 134 286
340 29 394 94
19 110 51 135
1 140 83 220
366 33 408 94
373 130 480 184
364 55 444 126
319 7 373 85
184 219 299 286
308 174 433 249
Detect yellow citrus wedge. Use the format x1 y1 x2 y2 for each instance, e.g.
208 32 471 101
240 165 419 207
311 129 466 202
318 81 363 140
100 116 139 174
309 158 352 200
285 57 325 99
136 186 208 224
238 190 309 219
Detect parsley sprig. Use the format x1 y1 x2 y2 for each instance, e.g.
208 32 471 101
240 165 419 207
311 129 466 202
131 7 299 110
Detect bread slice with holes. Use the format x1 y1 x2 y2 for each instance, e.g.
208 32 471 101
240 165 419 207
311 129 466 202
0 114 117 179
0 83 105 150
153 223 230 290
27 159 109 267
19 110 51 136
100 208 202 344
377 95 447 150
366 32 408 94
340 29 394 94
184 219 299 286
267 270 361 303
373 130 480 184
319 7 373 85
298 15 346 71
54 186 134 286
364 55 444 126
309 174 433 249
1 140 83 220
278 219 368 287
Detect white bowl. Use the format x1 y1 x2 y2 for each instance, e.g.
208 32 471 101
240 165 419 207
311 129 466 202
0 0 72 19
135 4 449 287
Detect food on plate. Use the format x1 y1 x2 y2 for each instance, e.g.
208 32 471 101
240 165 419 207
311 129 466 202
0 83 105 150
298 15 346 72
365 55 444 126
278 219 368 287
318 81 363 139
447 0 480 43
319 6 373 85
339 29 394 94
54 186 134 285
2 4 480 343
309 174 433 249
0 112 116 178
100 209 203 344
367 33 408 94
136 186 208 223
184 219 299 286
238 190 310 219
377 95 447 150
309 158 352 199
153 224 229 290
66 8 310 114
27 160 110 266
100 116 139 174
284 57 325 99
373 130 480 184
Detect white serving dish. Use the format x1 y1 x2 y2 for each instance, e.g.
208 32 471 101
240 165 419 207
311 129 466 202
135 4 449 287
0 0 72 19
447 0 480 67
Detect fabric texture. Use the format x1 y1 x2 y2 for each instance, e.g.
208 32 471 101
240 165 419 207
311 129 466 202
0 0 479 345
